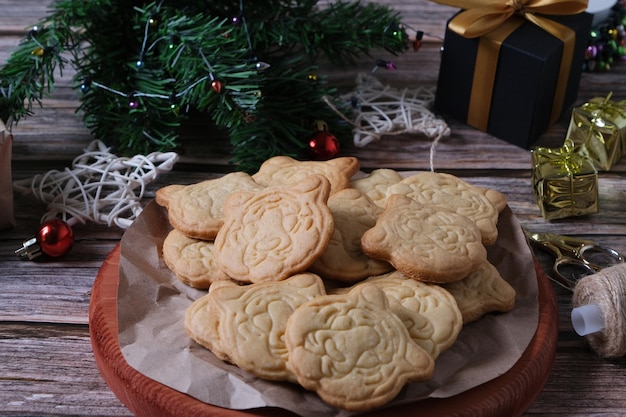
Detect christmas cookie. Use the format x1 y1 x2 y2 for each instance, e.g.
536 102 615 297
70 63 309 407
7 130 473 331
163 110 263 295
350 168 403 208
156 172 264 240
358 271 463 359
387 171 507 245
162 228 231 289
251 155 360 195
309 188 393 282
361 194 486 283
214 174 334 283
440 260 516 324
185 273 327 382
285 283 434 411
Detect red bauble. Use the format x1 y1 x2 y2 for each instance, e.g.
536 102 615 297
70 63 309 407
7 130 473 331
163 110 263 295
37 219 74 257
308 131 339 160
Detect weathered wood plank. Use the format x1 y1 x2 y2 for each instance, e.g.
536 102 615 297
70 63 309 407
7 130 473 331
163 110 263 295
0 322 133 416
0 0 52 34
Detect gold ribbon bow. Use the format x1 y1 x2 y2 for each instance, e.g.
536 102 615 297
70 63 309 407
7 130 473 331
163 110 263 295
533 138 588 177
432 0 588 130
582 93 626 124
438 0 589 38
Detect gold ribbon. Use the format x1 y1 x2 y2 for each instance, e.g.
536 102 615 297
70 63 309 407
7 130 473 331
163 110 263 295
433 0 588 130
533 138 588 177
582 93 626 126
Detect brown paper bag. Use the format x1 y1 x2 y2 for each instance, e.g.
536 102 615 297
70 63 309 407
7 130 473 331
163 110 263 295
0 119 16 229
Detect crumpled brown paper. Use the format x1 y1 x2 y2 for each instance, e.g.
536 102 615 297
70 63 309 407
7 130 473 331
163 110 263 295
0 119 15 230
117 185 539 417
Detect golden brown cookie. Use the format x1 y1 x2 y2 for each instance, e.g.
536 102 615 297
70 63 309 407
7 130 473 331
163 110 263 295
387 171 507 245
285 283 434 411
154 184 185 207
162 228 231 289
440 260 516 324
350 168 403 208
251 155 359 195
360 271 463 359
156 172 264 240
214 174 334 283
361 194 487 283
185 273 327 382
309 188 393 282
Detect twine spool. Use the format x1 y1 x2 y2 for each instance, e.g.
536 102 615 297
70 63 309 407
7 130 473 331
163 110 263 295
571 263 626 358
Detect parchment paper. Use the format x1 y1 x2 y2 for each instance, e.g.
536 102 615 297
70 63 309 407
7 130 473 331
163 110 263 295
118 187 539 417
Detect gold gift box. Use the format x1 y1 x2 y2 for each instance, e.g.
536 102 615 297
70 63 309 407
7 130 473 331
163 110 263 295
532 140 598 220
566 94 626 171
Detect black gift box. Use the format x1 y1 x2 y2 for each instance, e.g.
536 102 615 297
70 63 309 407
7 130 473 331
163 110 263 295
434 12 593 149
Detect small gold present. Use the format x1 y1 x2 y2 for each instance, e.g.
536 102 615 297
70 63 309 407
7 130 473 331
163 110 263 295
532 139 598 220
566 93 626 171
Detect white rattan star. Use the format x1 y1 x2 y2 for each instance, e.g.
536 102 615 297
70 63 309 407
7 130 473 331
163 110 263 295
343 73 450 147
14 140 179 228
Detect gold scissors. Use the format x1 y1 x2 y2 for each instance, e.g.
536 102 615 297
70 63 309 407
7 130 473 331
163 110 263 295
524 230 625 290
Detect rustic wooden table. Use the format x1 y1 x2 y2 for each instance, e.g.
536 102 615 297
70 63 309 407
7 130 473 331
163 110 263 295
2 1 626 416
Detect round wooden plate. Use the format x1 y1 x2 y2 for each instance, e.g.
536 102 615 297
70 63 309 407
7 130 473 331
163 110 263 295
89 244 558 417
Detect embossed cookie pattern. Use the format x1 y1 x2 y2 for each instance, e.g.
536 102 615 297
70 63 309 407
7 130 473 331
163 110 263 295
361 194 487 283
387 171 506 245
285 284 434 411
252 155 359 195
162 228 230 289
214 175 334 283
350 168 403 208
185 273 327 382
441 260 516 324
361 271 463 359
309 188 392 282
156 172 264 240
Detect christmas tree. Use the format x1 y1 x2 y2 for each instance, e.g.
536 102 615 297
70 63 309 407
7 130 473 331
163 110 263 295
0 0 409 172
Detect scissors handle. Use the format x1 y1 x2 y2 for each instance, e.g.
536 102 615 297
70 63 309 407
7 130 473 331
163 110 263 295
579 244 625 269
544 233 598 259
553 257 598 290
525 230 625 291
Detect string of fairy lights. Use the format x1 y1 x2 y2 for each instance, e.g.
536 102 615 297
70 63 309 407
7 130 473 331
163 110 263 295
64 5 427 114
77 5 258 111
70 2 414 115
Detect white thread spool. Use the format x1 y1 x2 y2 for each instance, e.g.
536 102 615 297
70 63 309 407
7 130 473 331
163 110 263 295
571 263 626 358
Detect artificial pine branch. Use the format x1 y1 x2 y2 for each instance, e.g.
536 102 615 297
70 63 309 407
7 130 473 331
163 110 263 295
0 23 72 124
0 0 408 171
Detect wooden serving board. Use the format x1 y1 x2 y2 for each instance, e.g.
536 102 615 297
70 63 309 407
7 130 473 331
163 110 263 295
89 244 558 417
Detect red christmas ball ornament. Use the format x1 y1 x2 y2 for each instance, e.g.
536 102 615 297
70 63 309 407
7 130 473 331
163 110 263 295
15 219 74 260
308 130 339 160
37 219 74 257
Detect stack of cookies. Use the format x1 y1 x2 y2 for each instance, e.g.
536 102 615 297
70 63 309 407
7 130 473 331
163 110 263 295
155 156 516 412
